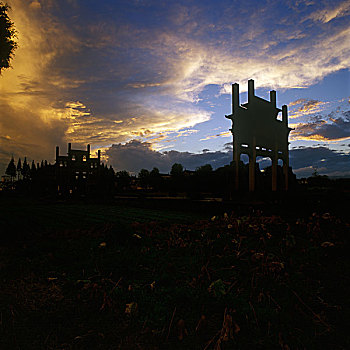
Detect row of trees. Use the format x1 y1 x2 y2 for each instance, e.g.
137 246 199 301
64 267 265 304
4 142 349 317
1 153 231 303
5 156 38 181
116 162 296 196
3 154 298 197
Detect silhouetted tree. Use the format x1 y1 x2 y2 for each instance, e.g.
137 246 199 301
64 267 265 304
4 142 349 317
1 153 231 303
16 157 21 180
5 156 16 182
213 163 234 198
22 157 30 180
195 164 213 174
150 167 160 176
93 163 115 198
193 164 213 194
138 168 150 188
0 3 17 73
170 163 184 194
170 163 184 177
149 167 162 190
116 170 131 191
308 171 330 188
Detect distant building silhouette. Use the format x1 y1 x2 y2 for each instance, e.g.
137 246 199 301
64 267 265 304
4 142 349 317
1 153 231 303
55 143 106 196
225 80 292 191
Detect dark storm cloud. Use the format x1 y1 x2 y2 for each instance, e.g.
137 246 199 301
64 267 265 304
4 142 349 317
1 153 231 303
105 140 232 173
105 141 350 177
289 146 350 177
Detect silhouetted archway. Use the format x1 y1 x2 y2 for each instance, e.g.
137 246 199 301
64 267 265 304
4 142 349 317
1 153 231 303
225 80 292 191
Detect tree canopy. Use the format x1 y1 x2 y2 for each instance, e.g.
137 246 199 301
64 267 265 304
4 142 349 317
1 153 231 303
0 2 17 73
195 164 213 174
170 163 184 177
5 156 16 179
138 168 150 188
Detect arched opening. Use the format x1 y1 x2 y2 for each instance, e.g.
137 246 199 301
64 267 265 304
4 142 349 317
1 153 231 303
276 111 283 121
239 153 249 191
256 156 272 191
240 153 249 164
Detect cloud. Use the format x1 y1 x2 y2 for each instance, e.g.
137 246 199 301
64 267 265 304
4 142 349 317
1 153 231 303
105 140 350 178
200 131 231 141
105 140 232 173
29 1 41 9
0 99 68 174
289 99 329 118
0 0 81 171
291 109 350 141
290 146 350 177
307 1 350 23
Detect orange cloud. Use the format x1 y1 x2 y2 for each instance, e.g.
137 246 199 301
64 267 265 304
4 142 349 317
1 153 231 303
200 131 231 141
288 99 329 119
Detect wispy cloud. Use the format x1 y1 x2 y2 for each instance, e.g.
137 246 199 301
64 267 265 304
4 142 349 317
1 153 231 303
306 1 350 23
289 99 330 119
200 131 231 141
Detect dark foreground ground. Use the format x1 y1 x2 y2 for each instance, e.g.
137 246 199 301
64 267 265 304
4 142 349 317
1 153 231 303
0 192 349 349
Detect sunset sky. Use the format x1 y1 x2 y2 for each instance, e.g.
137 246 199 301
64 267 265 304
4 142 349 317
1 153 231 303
1 0 349 177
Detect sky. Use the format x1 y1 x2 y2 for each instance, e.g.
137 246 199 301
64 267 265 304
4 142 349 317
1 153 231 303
0 0 349 177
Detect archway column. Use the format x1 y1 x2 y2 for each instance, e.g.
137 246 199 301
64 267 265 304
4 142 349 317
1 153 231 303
272 146 278 192
233 132 240 191
283 151 289 191
249 137 256 192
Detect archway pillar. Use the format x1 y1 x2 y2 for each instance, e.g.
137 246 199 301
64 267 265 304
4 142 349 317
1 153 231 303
233 133 240 191
249 137 256 192
272 147 278 192
283 152 289 191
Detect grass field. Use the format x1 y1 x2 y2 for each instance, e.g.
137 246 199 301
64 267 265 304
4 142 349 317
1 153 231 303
0 195 349 349
0 197 206 235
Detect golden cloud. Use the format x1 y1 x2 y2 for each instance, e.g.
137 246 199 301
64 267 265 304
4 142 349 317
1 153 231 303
0 0 82 166
200 131 231 141
288 100 329 119
29 1 41 9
